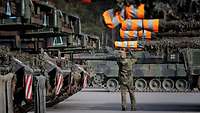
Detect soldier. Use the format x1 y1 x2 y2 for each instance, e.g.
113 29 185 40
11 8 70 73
117 49 137 111
71 65 82 87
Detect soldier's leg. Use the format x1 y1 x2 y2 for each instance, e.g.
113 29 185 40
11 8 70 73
127 84 136 111
120 84 127 111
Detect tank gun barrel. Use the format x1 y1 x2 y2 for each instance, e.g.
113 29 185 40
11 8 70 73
142 38 200 49
157 31 200 37
40 52 63 73
12 57 34 73
73 54 119 61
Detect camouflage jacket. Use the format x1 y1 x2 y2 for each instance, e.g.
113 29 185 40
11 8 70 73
117 58 137 85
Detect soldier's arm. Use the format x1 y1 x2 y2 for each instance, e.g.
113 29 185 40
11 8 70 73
131 58 137 64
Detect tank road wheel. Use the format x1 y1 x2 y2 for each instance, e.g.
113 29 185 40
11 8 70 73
92 74 105 88
175 79 188 91
162 79 174 91
93 74 104 84
149 79 161 91
106 78 119 92
135 78 147 91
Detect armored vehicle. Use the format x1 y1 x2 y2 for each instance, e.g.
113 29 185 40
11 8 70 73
88 60 119 91
87 48 200 92
97 0 200 92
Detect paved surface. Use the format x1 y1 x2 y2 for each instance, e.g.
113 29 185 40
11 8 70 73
44 89 200 113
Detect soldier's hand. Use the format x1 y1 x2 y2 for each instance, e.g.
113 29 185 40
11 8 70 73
131 58 137 64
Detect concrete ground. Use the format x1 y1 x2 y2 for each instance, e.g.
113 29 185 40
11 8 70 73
45 89 200 113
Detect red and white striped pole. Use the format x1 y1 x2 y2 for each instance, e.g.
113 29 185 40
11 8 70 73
25 74 33 100
55 73 64 95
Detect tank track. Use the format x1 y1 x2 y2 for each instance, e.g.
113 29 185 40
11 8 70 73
88 77 200 93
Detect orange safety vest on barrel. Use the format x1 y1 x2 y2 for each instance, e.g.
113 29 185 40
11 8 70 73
120 29 152 40
120 29 138 39
138 30 152 40
121 19 159 32
102 9 124 29
143 19 159 32
114 41 143 48
125 3 145 19
121 19 143 31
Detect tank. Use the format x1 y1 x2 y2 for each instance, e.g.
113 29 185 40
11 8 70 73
86 47 200 92
94 0 200 92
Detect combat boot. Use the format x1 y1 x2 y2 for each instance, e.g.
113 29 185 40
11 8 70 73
122 106 127 111
131 107 136 111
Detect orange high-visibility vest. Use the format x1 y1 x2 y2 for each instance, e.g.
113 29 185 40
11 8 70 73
125 4 145 19
102 9 124 29
114 41 143 48
120 29 152 40
143 19 159 32
121 19 159 32
138 30 152 39
120 29 138 39
121 19 143 31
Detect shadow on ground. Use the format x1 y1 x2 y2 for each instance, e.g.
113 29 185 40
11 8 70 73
50 102 200 112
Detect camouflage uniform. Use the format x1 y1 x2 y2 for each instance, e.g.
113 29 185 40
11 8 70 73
72 71 82 87
117 58 137 111
71 66 82 87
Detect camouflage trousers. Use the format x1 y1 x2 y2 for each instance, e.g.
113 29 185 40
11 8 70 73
120 78 136 110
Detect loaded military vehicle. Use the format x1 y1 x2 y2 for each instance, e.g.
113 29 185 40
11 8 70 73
89 0 200 92
86 47 200 92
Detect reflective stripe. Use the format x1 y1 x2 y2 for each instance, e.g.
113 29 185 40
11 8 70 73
102 9 124 29
112 16 120 27
114 41 139 48
131 20 140 30
121 19 143 30
144 30 151 39
120 29 138 39
120 8 125 19
127 41 130 48
120 29 152 40
126 5 137 19
125 4 145 19
122 39 125 47
127 20 133 30
143 19 159 32
148 19 153 31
